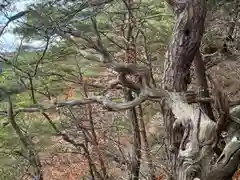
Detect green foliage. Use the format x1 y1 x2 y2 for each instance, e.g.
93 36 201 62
0 122 28 180
0 156 28 180
0 0 176 179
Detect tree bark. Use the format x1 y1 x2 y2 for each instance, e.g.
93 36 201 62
162 0 208 179
138 105 156 180
126 90 142 180
7 96 43 180
193 49 215 121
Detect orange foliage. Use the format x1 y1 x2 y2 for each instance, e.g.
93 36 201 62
64 87 76 100
68 172 76 180
233 169 240 180
156 174 167 180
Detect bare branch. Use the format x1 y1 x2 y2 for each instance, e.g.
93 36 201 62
0 55 29 75
32 37 50 77
0 92 149 118
57 94 148 111
0 11 29 37
91 16 113 62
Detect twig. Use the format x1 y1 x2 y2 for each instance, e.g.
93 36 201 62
32 37 50 77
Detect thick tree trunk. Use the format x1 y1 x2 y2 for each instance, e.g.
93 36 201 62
163 0 207 91
162 0 208 179
160 0 240 179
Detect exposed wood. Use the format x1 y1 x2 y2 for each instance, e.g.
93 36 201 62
162 0 208 179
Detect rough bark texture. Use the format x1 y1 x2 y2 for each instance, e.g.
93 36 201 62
160 0 240 179
138 105 156 180
162 0 209 179
163 0 206 91
126 90 142 180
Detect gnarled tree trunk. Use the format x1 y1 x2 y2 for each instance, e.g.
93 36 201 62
161 0 240 180
162 0 212 179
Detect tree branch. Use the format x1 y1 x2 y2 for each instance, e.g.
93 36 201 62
207 130 240 180
0 11 29 37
